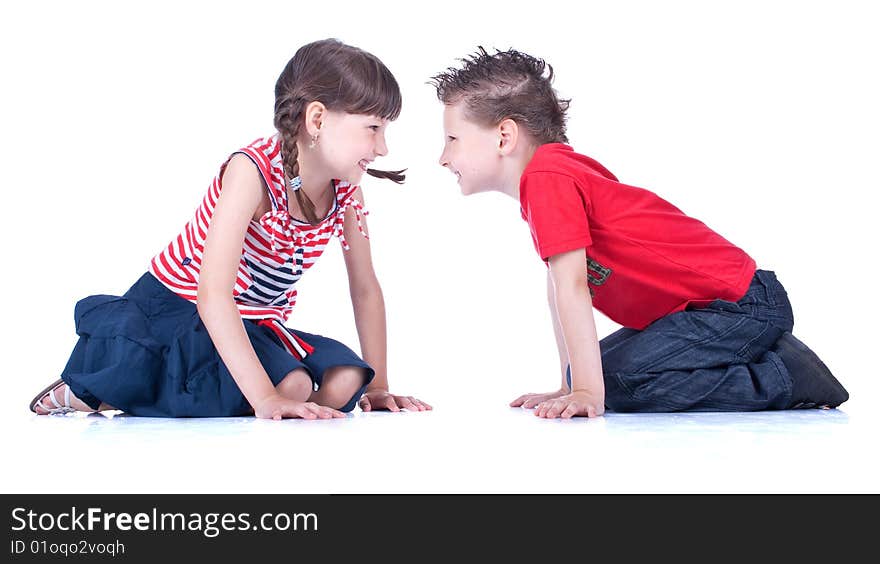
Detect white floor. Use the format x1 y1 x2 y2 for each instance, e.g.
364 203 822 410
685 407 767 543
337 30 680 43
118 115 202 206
5 392 878 494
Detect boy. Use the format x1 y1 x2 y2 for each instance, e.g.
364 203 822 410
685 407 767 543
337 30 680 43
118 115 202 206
430 48 848 418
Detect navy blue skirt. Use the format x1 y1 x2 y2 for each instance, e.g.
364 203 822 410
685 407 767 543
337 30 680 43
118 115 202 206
60 272 374 417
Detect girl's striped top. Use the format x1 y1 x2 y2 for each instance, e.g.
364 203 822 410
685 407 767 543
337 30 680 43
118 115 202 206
148 135 369 359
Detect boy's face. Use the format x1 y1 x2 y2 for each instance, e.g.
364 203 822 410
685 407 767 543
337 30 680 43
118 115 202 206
438 102 504 195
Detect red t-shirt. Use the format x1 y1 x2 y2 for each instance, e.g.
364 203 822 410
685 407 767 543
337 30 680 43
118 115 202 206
520 143 756 330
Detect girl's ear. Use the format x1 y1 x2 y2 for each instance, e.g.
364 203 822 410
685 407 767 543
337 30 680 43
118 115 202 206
304 101 326 137
498 118 519 155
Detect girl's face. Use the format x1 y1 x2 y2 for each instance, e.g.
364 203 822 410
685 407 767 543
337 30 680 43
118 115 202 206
315 111 390 184
438 102 504 195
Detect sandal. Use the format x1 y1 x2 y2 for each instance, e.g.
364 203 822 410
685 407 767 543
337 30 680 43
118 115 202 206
29 378 78 415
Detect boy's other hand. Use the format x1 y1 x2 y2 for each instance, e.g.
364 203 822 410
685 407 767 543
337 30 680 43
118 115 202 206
532 390 605 419
359 390 433 412
509 388 568 409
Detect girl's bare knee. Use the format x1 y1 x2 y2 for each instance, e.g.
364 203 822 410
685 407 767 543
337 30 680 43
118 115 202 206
276 368 313 401
312 366 366 409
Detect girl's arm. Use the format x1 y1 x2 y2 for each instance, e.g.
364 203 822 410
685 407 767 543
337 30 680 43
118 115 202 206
339 187 387 390
340 187 431 412
198 154 341 420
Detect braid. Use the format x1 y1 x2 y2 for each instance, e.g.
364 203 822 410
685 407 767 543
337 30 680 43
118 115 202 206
366 167 407 183
275 96 320 224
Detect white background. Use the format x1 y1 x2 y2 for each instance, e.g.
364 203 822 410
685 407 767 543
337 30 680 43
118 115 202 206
1 0 878 493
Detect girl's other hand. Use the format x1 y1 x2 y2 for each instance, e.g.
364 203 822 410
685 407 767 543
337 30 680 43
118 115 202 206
359 390 433 412
509 388 568 409
254 394 346 420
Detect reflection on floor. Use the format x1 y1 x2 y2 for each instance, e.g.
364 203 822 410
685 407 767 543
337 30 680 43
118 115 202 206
7 403 876 494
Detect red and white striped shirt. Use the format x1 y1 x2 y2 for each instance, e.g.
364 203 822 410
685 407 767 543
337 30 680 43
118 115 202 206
149 135 368 358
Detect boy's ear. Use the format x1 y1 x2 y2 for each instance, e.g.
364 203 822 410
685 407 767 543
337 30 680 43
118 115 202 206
304 101 326 136
498 118 519 156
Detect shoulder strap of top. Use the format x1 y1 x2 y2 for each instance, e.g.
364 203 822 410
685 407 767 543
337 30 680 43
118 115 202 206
335 180 359 205
227 136 296 253
231 136 286 211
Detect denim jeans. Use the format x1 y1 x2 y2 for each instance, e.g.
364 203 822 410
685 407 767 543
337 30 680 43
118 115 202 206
567 270 795 411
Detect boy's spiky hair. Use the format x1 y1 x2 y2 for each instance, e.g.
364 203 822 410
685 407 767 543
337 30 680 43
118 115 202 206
429 47 571 144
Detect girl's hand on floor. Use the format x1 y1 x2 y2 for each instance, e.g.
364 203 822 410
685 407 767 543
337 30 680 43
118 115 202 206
533 390 605 419
254 394 345 421
359 390 433 412
510 388 568 409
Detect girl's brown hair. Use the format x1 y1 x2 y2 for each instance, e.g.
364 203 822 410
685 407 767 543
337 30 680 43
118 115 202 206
274 39 405 224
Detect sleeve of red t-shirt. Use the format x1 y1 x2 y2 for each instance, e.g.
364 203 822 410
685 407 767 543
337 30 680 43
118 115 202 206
520 171 592 261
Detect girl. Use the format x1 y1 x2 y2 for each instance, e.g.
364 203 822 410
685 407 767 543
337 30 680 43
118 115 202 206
29 39 431 420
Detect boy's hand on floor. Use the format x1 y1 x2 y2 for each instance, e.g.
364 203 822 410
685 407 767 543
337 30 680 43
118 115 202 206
533 390 605 419
510 388 568 409
359 390 433 412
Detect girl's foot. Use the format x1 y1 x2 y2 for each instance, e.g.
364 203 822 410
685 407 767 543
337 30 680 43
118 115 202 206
31 380 100 415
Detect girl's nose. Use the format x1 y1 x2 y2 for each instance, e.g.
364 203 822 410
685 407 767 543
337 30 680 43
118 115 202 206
375 135 389 157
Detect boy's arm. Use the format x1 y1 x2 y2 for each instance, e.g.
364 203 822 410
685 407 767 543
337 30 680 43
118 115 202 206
544 248 605 418
547 271 571 392
507 268 576 408
510 248 605 416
